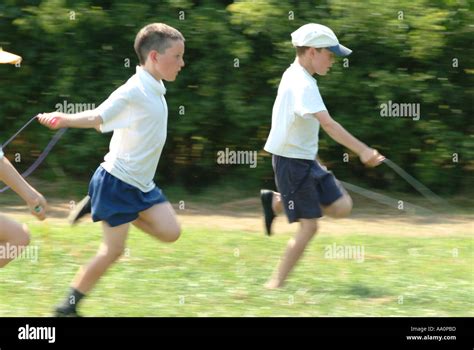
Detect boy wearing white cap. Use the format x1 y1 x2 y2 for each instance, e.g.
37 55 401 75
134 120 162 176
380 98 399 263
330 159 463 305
261 24 384 289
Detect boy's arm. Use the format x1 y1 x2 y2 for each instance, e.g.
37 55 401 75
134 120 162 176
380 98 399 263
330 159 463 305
0 157 47 220
37 111 103 130
314 110 385 167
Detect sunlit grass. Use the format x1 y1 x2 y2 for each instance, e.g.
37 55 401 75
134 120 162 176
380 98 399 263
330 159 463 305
1 220 471 317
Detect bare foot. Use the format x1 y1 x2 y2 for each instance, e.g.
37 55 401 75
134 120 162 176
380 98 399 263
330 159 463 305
264 279 283 289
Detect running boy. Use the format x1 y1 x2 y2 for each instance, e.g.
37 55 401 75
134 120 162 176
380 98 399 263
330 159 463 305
1 51 47 267
260 24 384 289
38 23 185 316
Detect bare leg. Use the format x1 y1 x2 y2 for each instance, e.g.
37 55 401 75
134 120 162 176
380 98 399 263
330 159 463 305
272 191 283 215
71 222 129 294
322 191 353 219
0 215 30 268
265 218 318 289
132 202 181 243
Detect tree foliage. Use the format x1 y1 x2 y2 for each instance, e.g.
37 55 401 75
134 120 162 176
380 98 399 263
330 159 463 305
0 0 472 194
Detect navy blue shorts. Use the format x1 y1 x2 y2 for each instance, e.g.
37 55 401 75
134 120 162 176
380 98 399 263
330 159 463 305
272 155 344 223
88 166 168 227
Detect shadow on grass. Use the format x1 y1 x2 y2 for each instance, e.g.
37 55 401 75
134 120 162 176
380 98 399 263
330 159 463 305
345 284 389 299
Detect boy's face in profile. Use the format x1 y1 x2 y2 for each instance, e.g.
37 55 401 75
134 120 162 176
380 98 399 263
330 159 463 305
149 40 185 81
310 48 335 76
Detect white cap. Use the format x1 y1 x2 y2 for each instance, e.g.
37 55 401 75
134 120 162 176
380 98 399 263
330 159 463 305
0 48 22 64
291 23 352 57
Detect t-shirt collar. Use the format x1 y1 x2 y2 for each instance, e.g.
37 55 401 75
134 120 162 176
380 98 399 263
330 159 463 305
292 60 316 81
136 66 166 95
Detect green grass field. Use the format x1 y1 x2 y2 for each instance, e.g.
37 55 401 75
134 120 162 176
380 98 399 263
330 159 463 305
1 214 472 317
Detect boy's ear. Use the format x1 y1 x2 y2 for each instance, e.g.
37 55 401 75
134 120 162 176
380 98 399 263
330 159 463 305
148 50 159 63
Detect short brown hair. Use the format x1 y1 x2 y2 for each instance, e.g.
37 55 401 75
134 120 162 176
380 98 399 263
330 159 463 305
134 23 185 65
296 46 322 56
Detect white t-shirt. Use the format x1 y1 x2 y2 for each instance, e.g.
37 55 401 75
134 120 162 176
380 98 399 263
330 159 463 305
96 66 168 192
264 61 327 160
0 148 3 159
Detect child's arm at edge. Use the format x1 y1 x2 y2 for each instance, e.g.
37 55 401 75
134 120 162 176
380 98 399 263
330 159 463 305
0 157 47 220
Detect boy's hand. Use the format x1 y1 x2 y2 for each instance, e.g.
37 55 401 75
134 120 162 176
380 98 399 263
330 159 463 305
37 112 67 130
360 147 385 167
26 193 47 221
